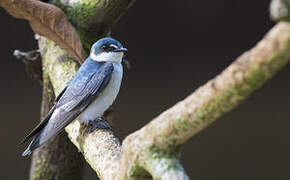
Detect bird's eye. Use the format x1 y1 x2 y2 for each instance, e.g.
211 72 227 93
102 44 117 52
102 45 108 50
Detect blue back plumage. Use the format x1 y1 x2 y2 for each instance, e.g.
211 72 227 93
68 57 102 86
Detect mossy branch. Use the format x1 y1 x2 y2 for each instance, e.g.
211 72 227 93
39 14 290 178
28 45 84 180
53 0 136 53
125 22 290 152
0 0 135 178
5 0 289 179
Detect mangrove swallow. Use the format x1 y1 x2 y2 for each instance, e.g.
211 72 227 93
20 37 127 156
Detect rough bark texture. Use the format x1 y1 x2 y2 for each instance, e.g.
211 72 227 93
124 22 290 151
39 20 290 179
29 71 84 180
6 0 135 179
4 0 290 179
56 0 136 52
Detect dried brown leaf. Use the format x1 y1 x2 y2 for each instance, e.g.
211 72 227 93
0 0 85 63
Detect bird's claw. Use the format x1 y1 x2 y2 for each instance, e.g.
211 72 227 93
88 118 112 133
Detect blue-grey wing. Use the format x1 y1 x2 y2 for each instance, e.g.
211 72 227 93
20 85 68 145
56 63 113 111
43 62 113 135
22 62 113 155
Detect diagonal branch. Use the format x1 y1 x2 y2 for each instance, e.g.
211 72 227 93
40 19 290 179
3 0 136 179
125 22 290 152
29 53 84 180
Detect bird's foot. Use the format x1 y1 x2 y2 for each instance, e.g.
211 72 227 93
88 117 112 133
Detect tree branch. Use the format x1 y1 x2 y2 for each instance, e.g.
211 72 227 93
13 49 42 84
54 0 136 53
39 15 290 178
5 0 289 178
29 58 85 180
118 22 290 179
12 48 85 180
124 22 290 151
3 0 136 178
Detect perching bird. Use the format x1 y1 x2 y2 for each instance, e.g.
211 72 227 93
20 37 127 156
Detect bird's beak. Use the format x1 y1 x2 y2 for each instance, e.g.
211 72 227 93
113 47 128 52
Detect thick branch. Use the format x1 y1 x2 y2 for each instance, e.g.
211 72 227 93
55 0 136 53
2 0 135 179
29 57 84 180
38 35 124 179
124 22 290 151
40 21 290 179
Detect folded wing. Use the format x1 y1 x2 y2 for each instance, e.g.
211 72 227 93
22 62 114 156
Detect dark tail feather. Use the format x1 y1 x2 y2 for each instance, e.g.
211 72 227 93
19 105 55 145
22 147 32 156
22 136 41 156
22 137 35 156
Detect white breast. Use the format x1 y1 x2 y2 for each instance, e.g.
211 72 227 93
77 63 123 124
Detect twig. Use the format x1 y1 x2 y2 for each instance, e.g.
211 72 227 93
13 49 42 84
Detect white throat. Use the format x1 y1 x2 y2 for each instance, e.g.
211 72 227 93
90 51 124 63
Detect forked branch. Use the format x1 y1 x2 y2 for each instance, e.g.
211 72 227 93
3 0 290 179
39 21 290 179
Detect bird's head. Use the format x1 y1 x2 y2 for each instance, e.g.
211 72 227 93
90 37 127 63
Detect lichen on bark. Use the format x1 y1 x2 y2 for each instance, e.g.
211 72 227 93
30 64 84 180
33 16 290 180
4 0 289 179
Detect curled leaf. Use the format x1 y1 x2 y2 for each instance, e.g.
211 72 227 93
0 0 85 63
